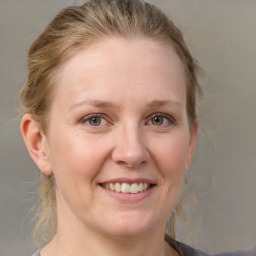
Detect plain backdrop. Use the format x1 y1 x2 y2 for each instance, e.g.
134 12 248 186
0 0 255 255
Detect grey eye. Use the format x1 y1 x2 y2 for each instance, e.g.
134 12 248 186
88 117 102 126
151 116 164 125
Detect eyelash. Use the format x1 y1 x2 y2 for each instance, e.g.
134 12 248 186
79 113 109 127
79 113 175 127
147 113 175 127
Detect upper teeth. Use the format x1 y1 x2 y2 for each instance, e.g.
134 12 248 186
102 182 150 194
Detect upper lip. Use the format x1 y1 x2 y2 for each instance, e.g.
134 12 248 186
99 178 156 185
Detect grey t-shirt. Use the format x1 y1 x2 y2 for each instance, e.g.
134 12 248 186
179 243 256 256
31 250 40 256
30 243 256 256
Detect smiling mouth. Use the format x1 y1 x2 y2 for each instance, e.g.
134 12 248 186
100 182 154 194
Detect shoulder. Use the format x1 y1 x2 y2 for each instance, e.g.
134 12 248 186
30 249 41 256
178 242 256 256
178 242 210 256
164 235 256 256
30 243 256 256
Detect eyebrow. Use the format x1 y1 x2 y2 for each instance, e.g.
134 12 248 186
148 100 182 108
69 99 182 111
70 99 116 111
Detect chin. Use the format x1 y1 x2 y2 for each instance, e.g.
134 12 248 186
99 211 162 239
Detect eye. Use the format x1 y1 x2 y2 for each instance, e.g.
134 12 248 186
148 113 174 127
88 116 103 126
151 116 164 126
80 114 108 127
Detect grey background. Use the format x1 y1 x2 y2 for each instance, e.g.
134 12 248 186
0 0 255 255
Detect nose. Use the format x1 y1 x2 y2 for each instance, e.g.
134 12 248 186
112 124 149 168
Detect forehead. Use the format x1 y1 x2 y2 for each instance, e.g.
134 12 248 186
53 37 186 107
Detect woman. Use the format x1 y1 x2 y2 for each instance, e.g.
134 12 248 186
19 0 255 255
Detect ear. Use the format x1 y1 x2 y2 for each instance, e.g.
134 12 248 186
186 121 199 170
20 113 53 175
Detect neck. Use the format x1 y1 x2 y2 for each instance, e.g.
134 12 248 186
41 223 177 256
41 196 178 256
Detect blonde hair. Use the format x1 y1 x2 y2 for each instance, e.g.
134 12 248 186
19 0 201 245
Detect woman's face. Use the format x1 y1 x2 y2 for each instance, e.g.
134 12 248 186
42 38 197 238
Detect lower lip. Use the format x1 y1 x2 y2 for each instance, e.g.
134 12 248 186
100 185 155 202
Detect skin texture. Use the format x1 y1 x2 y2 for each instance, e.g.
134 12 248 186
21 38 197 256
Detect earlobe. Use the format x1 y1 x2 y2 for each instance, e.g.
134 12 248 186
20 114 53 175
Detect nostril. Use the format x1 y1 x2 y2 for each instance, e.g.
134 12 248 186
116 158 147 168
116 160 136 168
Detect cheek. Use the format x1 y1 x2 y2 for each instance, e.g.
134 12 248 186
48 131 109 184
47 134 106 211
150 134 190 216
151 133 190 182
